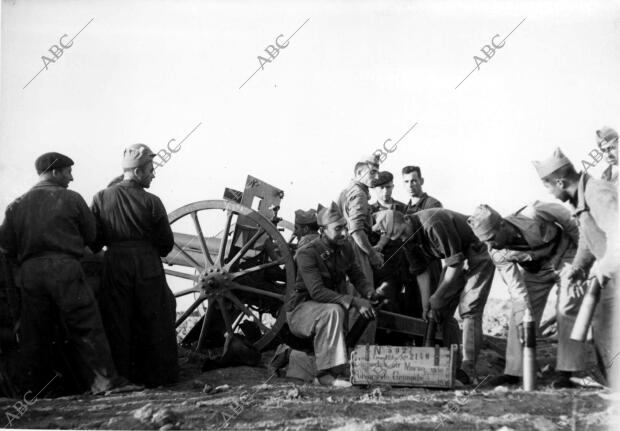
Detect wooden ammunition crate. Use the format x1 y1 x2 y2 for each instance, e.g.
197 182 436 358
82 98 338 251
350 344 459 388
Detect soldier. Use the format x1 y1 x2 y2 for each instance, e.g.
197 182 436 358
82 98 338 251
369 171 406 312
293 208 319 249
0 153 132 394
337 155 384 284
533 147 618 385
596 126 618 184
373 209 495 383
91 144 178 387
400 166 443 321
286 202 378 387
468 203 586 388
402 165 442 213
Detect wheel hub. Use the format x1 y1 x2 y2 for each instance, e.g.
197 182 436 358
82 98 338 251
200 267 232 292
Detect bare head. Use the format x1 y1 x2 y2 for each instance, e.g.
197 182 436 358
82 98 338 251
402 165 424 198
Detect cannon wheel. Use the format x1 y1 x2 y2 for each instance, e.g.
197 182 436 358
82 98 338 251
163 200 295 352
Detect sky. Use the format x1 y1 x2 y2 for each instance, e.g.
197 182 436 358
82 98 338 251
1 0 619 301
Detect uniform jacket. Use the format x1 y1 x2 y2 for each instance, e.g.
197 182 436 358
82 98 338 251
338 180 373 235
91 180 174 256
572 173 619 279
0 180 95 263
601 165 618 185
405 193 442 214
287 237 373 312
488 201 579 306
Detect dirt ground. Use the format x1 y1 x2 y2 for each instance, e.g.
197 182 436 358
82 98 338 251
1 299 617 430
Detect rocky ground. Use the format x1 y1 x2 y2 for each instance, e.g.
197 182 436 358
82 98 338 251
1 299 617 430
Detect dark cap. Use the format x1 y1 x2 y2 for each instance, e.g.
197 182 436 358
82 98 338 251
35 152 74 175
371 171 394 188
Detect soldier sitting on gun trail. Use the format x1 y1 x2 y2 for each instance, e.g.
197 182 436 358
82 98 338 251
293 208 319 249
533 147 618 386
286 202 379 387
91 144 178 388
0 152 138 395
468 203 587 388
372 209 495 384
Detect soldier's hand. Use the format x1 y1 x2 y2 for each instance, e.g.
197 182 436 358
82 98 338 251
569 280 586 299
560 264 587 286
352 297 376 320
369 250 384 268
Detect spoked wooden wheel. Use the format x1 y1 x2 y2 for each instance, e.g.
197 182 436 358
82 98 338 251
162 200 295 352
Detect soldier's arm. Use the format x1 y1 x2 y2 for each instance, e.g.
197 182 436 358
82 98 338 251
571 231 596 276
297 248 353 309
346 251 375 298
530 202 579 245
493 252 532 319
89 194 105 253
0 204 18 258
589 185 619 278
151 197 175 256
347 191 374 255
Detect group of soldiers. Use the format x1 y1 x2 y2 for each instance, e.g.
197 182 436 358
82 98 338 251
284 126 618 388
0 144 177 394
0 126 617 395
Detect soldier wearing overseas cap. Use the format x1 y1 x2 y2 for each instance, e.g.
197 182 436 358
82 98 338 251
533 147 619 386
337 155 384 284
285 202 378 387
293 208 319 249
90 144 178 387
469 203 587 388
373 208 495 384
0 152 135 395
368 171 407 313
596 126 618 184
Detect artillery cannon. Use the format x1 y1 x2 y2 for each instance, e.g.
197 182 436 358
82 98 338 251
164 175 433 355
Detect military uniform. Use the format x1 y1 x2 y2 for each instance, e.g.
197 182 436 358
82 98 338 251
286 236 374 371
91 146 178 388
472 202 586 377
405 192 442 214
297 233 319 249
369 199 406 312
570 173 618 382
338 180 376 283
601 165 618 184
397 209 495 372
0 164 118 394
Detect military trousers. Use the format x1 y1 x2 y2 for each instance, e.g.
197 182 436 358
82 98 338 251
99 245 178 387
19 256 118 394
505 266 586 376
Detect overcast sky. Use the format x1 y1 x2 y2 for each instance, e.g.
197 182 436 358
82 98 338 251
2 0 619 300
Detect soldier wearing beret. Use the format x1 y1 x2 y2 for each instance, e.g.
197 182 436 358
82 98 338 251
91 144 178 387
373 208 495 383
368 171 406 312
286 202 378 387
337 155 384 285
596 127 618 184
533 147 618 386
0 153 130 394
293 208 319 249
469 202 586 388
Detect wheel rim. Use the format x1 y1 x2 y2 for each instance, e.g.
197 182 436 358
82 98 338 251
162 200 294 352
